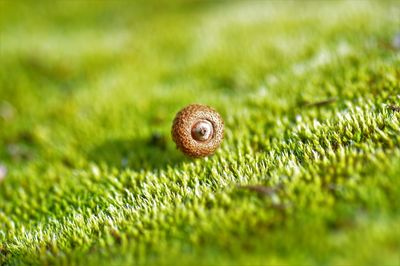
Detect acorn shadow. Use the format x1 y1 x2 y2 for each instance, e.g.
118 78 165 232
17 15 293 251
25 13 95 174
87 134 187 171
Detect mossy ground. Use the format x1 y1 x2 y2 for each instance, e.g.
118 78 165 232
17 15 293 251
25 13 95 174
1 1 400 265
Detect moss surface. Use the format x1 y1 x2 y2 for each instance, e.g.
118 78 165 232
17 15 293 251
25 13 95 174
1 1 400 265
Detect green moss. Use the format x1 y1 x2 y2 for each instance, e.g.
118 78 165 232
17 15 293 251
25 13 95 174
1 1 399 265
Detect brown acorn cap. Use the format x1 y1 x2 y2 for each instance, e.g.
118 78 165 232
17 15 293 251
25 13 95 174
171 104 224 157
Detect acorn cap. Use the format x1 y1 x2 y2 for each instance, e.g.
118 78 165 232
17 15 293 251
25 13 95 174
172 104 224 157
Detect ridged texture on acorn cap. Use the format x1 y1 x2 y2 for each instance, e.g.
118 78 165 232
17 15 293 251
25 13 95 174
172 104 224 157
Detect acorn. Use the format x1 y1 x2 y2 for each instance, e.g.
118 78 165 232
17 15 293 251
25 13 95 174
172 104 224 157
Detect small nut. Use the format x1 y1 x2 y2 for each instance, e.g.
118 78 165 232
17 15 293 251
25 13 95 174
172 104 224 157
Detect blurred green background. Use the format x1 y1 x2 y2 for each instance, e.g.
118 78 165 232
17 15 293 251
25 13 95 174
1 1 399 265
